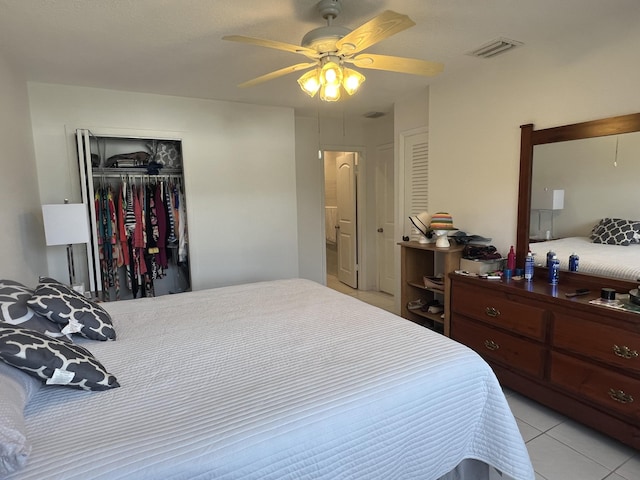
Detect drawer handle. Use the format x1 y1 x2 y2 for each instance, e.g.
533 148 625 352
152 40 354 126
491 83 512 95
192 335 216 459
484 340 500 351
485 307 500 318
608 388 634 404
613 345 639 359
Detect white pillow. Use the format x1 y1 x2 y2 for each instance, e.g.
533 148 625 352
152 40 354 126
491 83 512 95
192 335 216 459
0 361 39 475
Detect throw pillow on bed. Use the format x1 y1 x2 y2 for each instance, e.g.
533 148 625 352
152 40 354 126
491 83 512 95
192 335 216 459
0 279 70 343
27 277 116 341
0 325 119 391
590 218 640 246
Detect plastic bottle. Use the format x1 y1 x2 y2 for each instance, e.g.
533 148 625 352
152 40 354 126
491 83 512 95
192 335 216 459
569 253 579 272
507 246 516 271
524 251 534 281
548 254 559 285
546 250 556 268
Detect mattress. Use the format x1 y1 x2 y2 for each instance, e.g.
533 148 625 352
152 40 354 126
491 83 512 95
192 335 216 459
8 279 534 480
529 236 640 281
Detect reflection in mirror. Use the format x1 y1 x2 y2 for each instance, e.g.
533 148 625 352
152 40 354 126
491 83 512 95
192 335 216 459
530 132 640 240
516 112 640 282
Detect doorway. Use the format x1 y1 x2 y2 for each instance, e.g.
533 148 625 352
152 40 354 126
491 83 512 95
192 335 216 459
324 151 358 289
323 148 396 314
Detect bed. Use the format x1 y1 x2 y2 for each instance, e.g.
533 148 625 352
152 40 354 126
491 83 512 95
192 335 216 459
1 278 534 480
529 236 640 282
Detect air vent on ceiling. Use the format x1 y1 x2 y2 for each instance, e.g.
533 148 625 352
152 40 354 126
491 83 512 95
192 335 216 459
363 111 386 119
467 37 523 58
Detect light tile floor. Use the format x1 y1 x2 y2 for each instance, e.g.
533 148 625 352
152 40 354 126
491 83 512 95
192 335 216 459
326 275 397 314
325 276 640 480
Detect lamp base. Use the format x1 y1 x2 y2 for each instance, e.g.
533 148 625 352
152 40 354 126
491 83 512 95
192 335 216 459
66 244 76 286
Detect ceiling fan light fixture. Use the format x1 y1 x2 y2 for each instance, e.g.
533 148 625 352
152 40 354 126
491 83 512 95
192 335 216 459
320 83 341 102
342 67 365 95
226 7 444 103
320 59 343 87
297 69 322 97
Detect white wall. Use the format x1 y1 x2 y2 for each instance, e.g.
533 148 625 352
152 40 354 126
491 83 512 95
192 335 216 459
295 115 325 283
27 83 299 290
428 21 640 258
0 53 48 284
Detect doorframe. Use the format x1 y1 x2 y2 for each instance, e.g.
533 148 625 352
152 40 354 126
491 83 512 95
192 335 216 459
320 145 367 290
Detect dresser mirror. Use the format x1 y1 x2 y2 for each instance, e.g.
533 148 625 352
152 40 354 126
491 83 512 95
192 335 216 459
516 112 640 283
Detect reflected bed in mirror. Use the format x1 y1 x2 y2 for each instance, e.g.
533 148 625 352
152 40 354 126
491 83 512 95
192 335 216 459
516 112 640 282
528 237 640 281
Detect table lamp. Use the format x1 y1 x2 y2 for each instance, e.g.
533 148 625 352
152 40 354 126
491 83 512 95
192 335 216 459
41 202 90 286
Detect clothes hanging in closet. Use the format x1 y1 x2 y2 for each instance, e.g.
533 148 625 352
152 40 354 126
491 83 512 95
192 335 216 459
94 177 188 300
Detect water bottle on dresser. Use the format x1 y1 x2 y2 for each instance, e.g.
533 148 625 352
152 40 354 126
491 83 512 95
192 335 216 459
546 250 556 268
569 253 579 272
548 254 559 285
524 251 534 281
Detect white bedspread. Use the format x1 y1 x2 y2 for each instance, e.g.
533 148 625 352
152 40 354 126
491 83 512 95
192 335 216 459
9 279 533 480
529 236 640 281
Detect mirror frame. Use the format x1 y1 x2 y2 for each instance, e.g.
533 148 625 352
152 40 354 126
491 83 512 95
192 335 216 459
516 112 640 278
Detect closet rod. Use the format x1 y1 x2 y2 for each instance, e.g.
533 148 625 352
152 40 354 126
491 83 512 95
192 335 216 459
92 167 182 175
92 173 182 179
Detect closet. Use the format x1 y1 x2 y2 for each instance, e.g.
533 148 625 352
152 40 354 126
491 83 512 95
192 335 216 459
76 129 191 301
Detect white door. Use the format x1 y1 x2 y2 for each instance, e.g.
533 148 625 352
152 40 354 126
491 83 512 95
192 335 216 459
376 144 395 295
336 152 358 288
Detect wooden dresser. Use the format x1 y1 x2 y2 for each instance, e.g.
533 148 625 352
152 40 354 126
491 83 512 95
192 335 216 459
450 271 640 450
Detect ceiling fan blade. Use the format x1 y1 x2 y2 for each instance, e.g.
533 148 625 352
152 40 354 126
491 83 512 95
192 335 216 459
223 35 319 59
336 10 415 55
238 62 316 88
350 53 444 77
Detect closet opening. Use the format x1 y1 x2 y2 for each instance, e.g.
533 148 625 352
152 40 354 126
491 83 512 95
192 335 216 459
77 129 191 301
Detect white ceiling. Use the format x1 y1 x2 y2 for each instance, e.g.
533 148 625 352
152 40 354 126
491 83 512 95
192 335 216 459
1 0 638 118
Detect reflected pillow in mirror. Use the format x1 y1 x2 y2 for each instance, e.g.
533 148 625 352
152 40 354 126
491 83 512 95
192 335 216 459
590 218 640 246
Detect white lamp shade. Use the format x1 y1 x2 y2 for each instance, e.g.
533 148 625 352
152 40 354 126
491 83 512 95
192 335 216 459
531 188 564 210
41 204 90 246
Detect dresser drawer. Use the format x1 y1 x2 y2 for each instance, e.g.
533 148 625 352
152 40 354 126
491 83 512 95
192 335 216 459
452 316 544 377
452 284 546 340
553 313 640 374
550 352 640 420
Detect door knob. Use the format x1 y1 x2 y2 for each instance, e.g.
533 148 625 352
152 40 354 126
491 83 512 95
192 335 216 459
377 228 384 232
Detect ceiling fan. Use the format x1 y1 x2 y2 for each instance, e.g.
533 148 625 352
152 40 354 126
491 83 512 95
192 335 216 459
222 0 443 102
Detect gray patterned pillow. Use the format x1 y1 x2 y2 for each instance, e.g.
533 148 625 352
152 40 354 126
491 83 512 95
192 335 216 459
590 218 640 246
27 278 116 341
0 280 70 342
0 325 119 391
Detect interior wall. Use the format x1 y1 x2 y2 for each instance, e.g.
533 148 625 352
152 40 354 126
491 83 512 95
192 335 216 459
428 19 640 258
294 115 325 284
0 52 47 284
27 83 299 291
